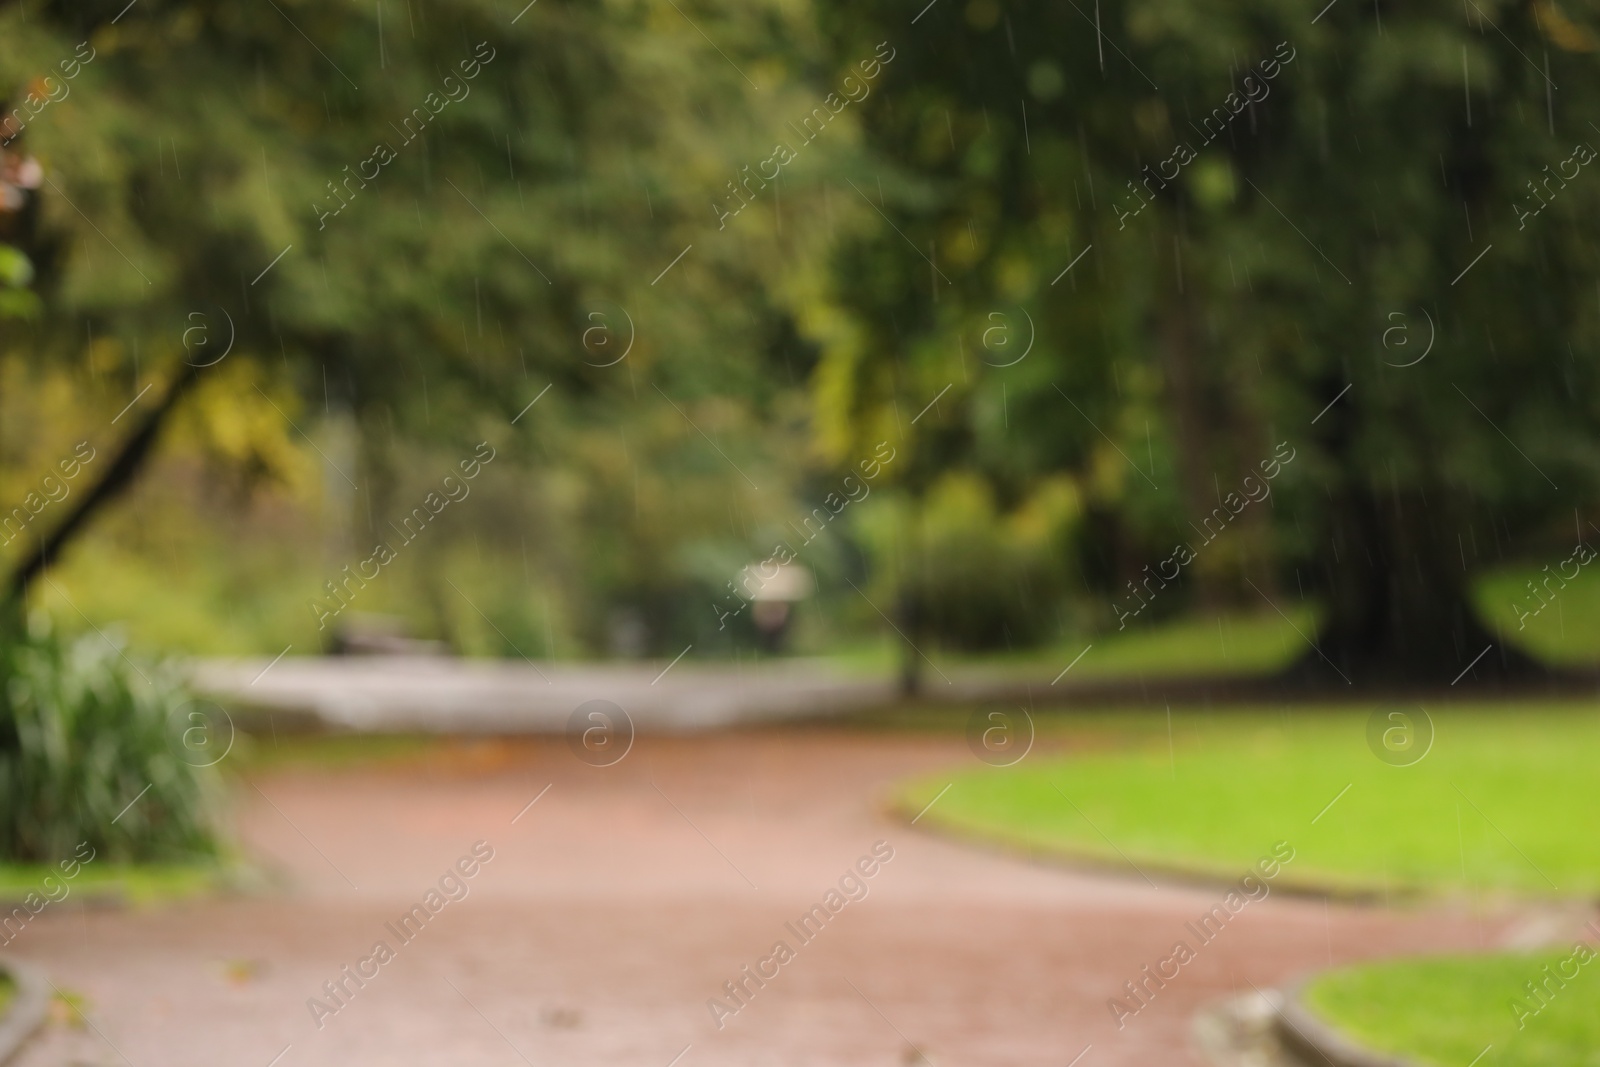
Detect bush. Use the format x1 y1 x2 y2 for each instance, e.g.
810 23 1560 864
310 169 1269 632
858 473 1081 651
0 624 223 863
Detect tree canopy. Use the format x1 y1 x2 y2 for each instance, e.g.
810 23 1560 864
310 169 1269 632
805 0 1600 681
3 0 1599 682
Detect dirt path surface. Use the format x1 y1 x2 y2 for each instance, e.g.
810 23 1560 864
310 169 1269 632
6 728 1526 1067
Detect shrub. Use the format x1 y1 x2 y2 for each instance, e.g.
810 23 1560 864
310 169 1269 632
0 623 223 863
857 473 1081 651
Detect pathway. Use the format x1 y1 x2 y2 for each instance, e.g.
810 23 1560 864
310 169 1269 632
4 727 1547 1067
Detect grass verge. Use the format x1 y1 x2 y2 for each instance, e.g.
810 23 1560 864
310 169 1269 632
0 862 229 908
1304 949 1600 1067
895 704 1600 897
822 607 1315 679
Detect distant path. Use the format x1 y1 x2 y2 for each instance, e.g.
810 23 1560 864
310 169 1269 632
6 728 1557 1067
194 655 1600 736
192 655 899 733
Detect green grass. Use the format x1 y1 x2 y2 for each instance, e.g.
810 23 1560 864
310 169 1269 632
896 704 1600 897
1061 608 1314 679
0 973 12 1018
234 732 439 772
1478 563 1600 667
1304 950 1600 1067
821 606 1315 678
0 862 227 907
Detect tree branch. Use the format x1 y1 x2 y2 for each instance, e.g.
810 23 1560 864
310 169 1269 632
6 362 200 603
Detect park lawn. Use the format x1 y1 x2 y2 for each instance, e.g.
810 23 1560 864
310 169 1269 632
824 606 1316 678
1061 608 1313 679
1065 561 1600 677
1478 563 1600 667
833 560 1598 682
896 705 1600 897
1303 951 1600 1067
974 557 1600 679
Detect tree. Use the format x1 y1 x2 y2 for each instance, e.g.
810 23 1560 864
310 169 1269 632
0 0 852 646
807 0 1600 683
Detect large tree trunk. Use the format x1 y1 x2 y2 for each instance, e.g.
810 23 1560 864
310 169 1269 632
1287 483 1546 687
896 495 923 697
1161 288 1227 612
5 362 200 610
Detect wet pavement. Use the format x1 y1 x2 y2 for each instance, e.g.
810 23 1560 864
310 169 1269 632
4 728 1538 1067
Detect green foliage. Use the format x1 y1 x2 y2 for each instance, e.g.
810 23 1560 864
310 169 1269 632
1065 607 1315 679
0 0 853 436
0 0 872 659
0 243 38 318
0 624 221 862
4 0 1597 671
0 860 223 905
0 245 30 288
808 0 1600 670
856 473 1080 649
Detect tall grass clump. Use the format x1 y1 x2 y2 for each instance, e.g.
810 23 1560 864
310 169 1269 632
0 622 222 862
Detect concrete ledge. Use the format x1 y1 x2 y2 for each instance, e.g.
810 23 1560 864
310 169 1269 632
192 655 896 734
1194 988 1298 1067
0 957 51 1066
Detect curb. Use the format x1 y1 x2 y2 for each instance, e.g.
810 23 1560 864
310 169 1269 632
891 797 1418 906
1194 988 1299 1067
1274 979 1420 1067
0 957 51 1066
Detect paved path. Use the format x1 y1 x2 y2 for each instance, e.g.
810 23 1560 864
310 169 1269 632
3 728 1560 1067
189 654 1285 735
192 656 900 733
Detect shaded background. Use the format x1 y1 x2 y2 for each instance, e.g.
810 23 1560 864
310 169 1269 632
1 0 1596 686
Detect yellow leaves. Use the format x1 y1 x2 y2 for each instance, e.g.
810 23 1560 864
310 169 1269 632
941 218 984 271
941 194 1001 268
180 359 317 494
1534 1 1597 52
995 252 1038 303
923 472 1080 553
1013 475 1082 548
1089 439 1131 501
806 302 869 464
914 471 1081 610
0 356 89 509
86 335 124 378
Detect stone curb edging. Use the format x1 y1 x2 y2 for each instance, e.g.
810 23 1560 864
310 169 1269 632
1193 988 1293 1067
1274 979 1420 1067
892 800 1411 906
0 957 51 1066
